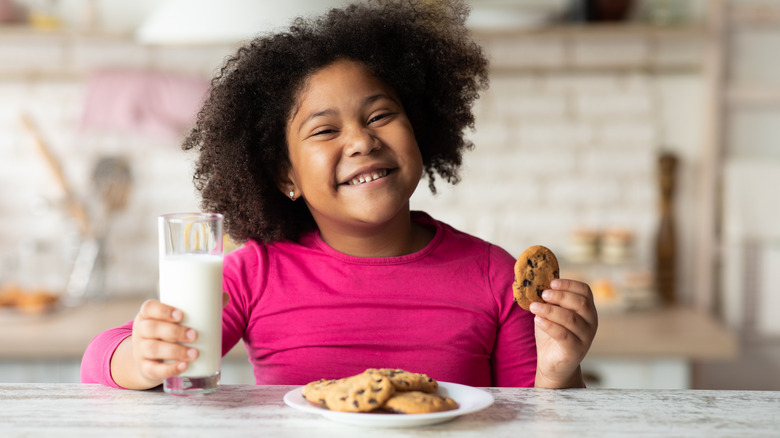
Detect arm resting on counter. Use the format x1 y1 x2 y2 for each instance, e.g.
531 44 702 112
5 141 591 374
110 335 167 390
82 320 183 390
80 321 133 388
83 299 208 390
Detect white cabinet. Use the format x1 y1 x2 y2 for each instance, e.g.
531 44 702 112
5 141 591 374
583 358 690 389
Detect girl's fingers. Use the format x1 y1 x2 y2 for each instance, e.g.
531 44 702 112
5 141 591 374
134 318 197 344
533 311 579 345
138 299 184 323
138 357 190 381
551 279 592 299
137 339 198 363
531 302 591 344
134 299 197 344
545 280 598 326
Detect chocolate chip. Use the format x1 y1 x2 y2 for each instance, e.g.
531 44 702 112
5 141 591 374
536 287 544 297
522 279 532 287
353 401 359 408
369 399 377 404
527 259 534 268
356 389 365 395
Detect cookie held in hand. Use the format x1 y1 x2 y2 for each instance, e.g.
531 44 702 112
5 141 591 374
513 245 559 310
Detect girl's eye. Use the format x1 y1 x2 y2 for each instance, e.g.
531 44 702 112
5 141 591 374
368 112 393 124
312 128 337 136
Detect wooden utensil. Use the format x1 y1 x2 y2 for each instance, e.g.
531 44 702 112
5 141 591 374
19 113 90 236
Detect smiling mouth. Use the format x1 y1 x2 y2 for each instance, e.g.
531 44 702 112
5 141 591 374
346 168 391 186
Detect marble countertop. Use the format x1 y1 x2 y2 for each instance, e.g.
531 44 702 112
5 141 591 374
1 384 778 437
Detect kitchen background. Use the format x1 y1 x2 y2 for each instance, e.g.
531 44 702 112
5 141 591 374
0 0 778 389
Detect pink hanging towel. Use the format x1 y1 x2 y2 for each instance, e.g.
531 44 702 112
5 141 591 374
80 69 209 140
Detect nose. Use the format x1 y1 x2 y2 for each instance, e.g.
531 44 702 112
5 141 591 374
343 126 379 157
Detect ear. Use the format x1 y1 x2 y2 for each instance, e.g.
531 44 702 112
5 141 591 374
277 167 298 200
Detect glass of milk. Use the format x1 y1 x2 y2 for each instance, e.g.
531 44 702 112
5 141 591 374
158 213 223 395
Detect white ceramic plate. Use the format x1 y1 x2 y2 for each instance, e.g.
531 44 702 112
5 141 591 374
283 381 494 428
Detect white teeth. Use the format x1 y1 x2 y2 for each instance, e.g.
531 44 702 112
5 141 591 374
348 169 388 186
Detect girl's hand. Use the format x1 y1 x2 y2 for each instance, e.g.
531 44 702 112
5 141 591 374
530 278 598 388
130 299 199 387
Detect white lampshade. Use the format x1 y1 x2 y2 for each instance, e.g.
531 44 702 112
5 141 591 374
136 0 347 45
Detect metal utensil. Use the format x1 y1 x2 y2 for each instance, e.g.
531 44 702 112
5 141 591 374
65 156 132 305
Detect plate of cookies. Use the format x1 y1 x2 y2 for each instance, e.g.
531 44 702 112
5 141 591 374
283 368 494 428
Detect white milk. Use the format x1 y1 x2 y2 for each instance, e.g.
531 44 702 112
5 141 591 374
159 254 223 377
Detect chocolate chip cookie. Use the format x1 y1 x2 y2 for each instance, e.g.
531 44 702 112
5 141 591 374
382 391 459 414
513 245 559 310
365 368 438 393
319 371 396 413
301 378 338 407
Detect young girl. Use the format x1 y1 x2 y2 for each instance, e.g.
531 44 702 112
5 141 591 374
82 0 597 390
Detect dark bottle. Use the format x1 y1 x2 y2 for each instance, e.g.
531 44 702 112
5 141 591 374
655 152 678 305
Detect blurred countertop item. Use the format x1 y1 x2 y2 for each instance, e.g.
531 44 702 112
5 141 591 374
0 297 736 362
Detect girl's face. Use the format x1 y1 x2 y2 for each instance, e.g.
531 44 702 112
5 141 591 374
284 59 423 239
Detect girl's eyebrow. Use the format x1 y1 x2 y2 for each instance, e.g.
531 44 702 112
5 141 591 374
296 93 398 134
364 93 398 106
297 109 337 134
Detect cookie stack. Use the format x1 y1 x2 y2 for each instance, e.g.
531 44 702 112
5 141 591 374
301 368 458 414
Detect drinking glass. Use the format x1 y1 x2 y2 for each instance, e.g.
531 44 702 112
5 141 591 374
158 213 223 395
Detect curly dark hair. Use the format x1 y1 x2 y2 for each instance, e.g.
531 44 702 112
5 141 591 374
182 0 489 244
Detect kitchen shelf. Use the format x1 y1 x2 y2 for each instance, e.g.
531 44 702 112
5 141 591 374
471 22 708 39
471 22 708 74
0 23 131 40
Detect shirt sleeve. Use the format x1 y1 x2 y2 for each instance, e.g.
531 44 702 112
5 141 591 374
80 320 133 388
488 244 538 387
221 246 254 357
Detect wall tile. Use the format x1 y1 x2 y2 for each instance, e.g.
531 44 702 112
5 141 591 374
68 38 151 72
0 35 65 75
572 36 649 68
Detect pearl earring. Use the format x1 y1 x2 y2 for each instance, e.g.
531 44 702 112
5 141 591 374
289 190 295 200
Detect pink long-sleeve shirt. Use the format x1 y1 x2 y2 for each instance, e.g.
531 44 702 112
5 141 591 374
81 212 537 387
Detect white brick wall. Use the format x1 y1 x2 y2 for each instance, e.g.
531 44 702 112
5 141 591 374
0 29 704 302
0 31 231 298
